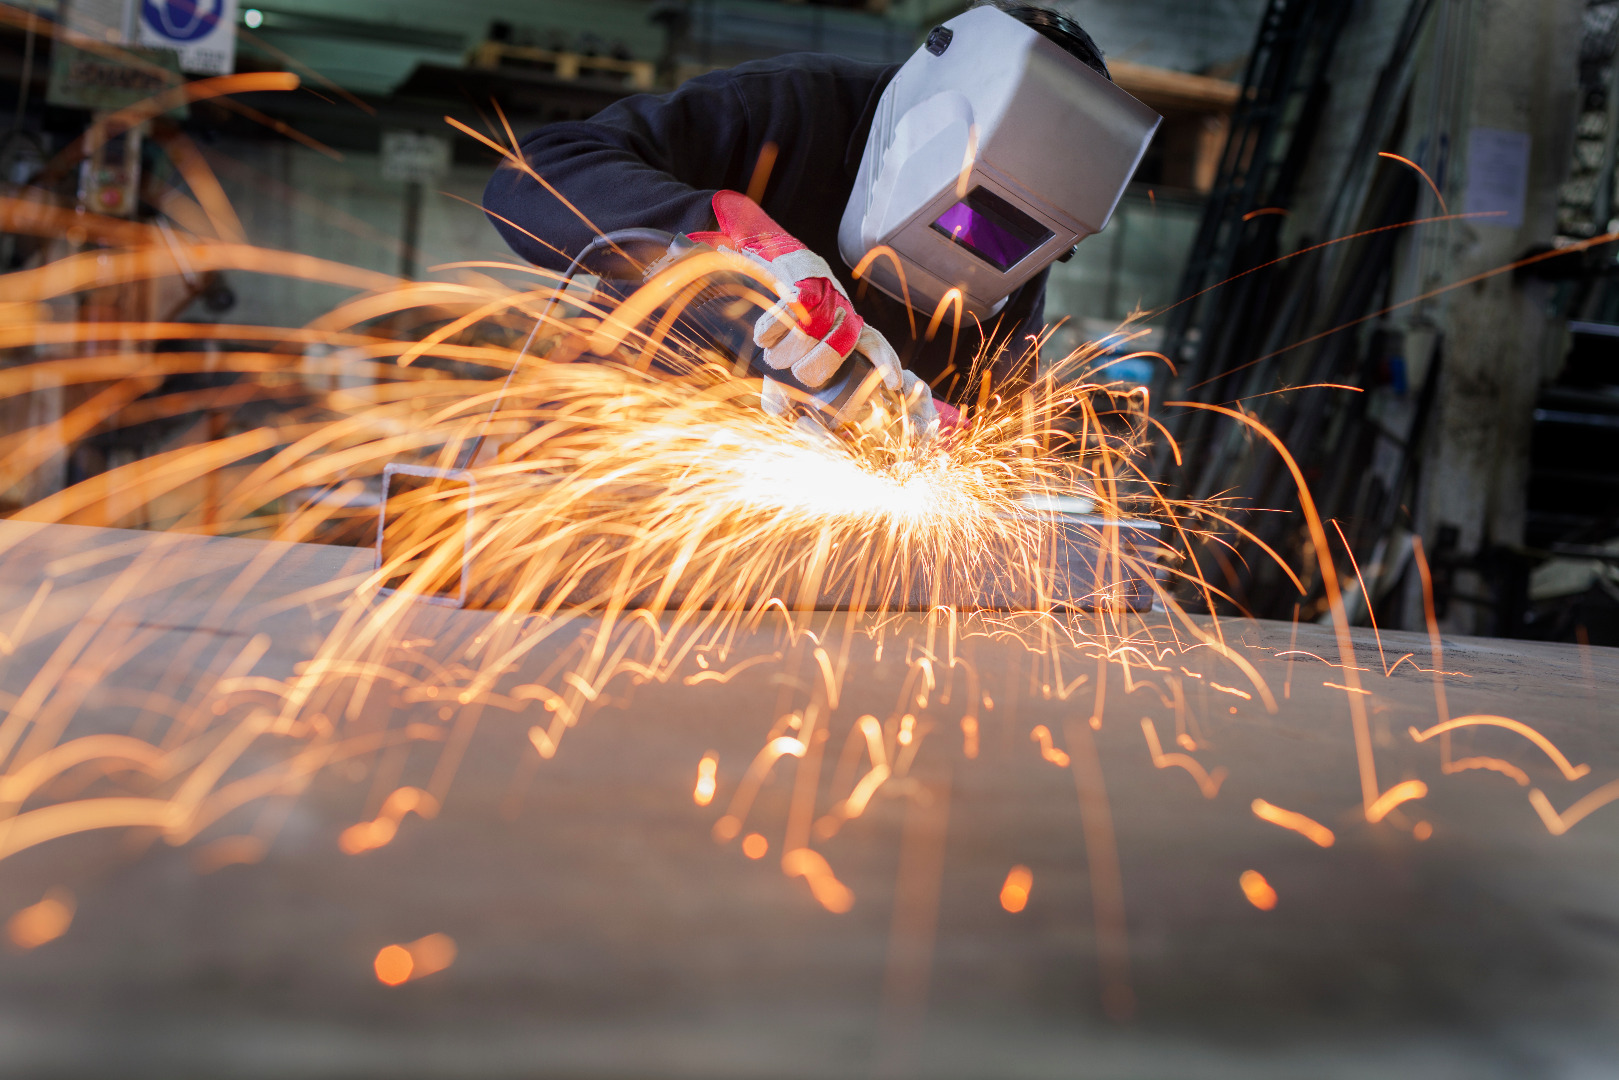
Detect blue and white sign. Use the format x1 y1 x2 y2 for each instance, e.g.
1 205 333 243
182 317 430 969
136 0 237 76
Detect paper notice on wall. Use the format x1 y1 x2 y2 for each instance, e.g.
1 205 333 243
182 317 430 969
50 0 185 111
382 132 453 185
64 0 136 44
1463 127 1531 229
136 0 238 76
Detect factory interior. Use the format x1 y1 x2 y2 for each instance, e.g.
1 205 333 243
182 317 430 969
0 0 1617 1076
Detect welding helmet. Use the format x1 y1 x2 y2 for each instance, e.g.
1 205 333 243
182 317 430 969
838 5 1160 320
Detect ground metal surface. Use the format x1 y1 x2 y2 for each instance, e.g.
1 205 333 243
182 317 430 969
0 523 1615 1079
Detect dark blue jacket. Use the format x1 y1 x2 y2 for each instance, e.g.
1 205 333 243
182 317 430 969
483 53 1047 400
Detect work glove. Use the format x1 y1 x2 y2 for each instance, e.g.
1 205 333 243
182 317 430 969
690 191 938 434
760 365 945 446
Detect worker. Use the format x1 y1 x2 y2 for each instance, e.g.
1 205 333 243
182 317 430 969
483 1 1158 436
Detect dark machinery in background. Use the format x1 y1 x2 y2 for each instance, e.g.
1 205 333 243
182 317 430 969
1156 0 1619 646
1515 322 1619 645
1505 0 1619 646
1157 0 1442 625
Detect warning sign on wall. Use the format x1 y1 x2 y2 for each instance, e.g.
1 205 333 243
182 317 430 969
136 0 238 76
381 131 453 185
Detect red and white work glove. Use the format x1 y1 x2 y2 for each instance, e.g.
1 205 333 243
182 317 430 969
689 190 939 436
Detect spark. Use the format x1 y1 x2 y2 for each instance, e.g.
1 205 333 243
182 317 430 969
745 142 779 205
193 835 269 873
338 786 439 854
374 945 413 986
1528 780 1619 837
1184 228 1619 389
1376 151 1448 212
1366 780 1429 824
1239 870 1277 911
693 752 719 806
374 932 457 986
1141 718 1225 798
1331 518 1392 674
1250 798 1334 847
682 654 779 685
1409 716 1589 781
999 865 1033 913
1168 401 1379 818
6 888 74 949
1029 725 1070 768
528 727 559 760
960 714 979 759
891 714 914 748
782 848 854 913
1446 757 1530 787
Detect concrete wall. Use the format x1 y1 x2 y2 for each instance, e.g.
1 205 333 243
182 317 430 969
1228 0 1581 633
1056 0 1268 74
1413 0 1582 631
207 140 513 332
1043 191 1202 340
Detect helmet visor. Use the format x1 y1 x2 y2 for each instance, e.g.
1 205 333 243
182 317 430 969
929 187 1055 274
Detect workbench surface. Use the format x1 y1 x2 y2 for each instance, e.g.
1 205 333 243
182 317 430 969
0 521 1614 1079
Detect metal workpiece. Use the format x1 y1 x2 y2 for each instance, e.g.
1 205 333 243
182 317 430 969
376 465 1170 614
0 522 1615 1078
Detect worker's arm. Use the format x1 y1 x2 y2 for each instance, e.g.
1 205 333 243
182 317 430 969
482 71 749 271
482 56 893 276
484 55 957 431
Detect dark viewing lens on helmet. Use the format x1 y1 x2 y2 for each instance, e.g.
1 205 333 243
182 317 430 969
930 187 1054 272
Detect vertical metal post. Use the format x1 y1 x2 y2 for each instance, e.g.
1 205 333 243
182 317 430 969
1103 204 1129 319
1592 38 1619 234
12 5 35 132
400 181 423 281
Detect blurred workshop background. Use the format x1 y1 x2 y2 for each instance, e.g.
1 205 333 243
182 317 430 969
1 0 1615 643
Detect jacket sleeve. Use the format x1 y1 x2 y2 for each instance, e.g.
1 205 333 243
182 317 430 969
987 270 1049 386
482 73 753 272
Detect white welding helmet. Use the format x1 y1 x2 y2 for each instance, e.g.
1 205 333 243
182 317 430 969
838 5 1161 320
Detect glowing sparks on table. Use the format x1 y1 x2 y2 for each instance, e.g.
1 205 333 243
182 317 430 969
1250 799 1335 848
6 889 74 950
694 752 719 807
374 933 457 986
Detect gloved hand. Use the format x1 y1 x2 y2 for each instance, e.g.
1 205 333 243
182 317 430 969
689 191 899 387
892 367 941 437
690 190 941 436
762 367 943 449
